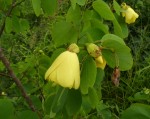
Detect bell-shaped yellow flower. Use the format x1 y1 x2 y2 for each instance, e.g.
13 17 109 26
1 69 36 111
121 3 139 24
45 49 80 89
95 56 106 69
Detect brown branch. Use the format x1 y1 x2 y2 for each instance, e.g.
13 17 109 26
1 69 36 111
0 48 36 111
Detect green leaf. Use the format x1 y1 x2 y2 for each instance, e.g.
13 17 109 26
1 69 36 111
92 0 115 20
121 103 150 119
88 87 99 108
32 0 41 16
65 89 82 116
112 19 124 38
41 0 57 15
70 0 77 9
101 39 133 71
0 99 15 119
66 5 81 25
20 19 30 31
5 17 12 33
52 21 78 47
90 19 109 34
16 110 39 119
50 87 68 118
80 56 97 94
76 0 86 6
12 16 21 33
113 0 121 15
101 34 125 45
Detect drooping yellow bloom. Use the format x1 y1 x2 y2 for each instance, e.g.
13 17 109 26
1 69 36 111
121 3 139 24
95 56 106 69
45 44 80 89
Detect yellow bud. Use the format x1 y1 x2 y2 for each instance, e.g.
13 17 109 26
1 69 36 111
86 43 100 57
68 43 79 53
45 51 80 89
121 3 139 24
95 56 106 69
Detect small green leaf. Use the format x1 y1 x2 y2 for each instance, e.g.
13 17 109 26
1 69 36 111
16 110 39 119
65 89 82 116
93 0 115 20
5 17 12 33
121 103 150 119
12 16 21 33
41 0 57 15
76 0 86 6
66 5 81 25
70 0 77 9
113 0 121 15
101 34 125 45
90 19 109 34
0 99 15 119
102 39 133 71
112 19 124 38
52 21 78 47
32 0 41 16
80 56 97 94
88 87 99 108
50 87 68 117
20 19 30 31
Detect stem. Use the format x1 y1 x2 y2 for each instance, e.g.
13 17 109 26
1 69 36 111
0 48 36 111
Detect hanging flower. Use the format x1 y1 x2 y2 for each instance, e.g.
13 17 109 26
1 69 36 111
95 56 106 69
121 3 139 24
45 44 80 89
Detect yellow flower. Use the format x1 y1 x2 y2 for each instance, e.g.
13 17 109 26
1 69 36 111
95 56 106 69
45 50 80 89
121 3 139 24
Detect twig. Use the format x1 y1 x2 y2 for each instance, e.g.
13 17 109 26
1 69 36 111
0 72 11 78
0 48 36 111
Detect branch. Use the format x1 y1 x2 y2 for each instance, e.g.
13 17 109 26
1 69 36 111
0 47 39 115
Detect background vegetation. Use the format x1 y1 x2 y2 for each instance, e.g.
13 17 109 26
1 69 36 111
0 0 150 119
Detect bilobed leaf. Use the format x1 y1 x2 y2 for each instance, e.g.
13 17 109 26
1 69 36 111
65 89 82 116
0 99 15 119
80 56 97 94
113 0 121 15
121 103 150 119
101 39 133 71
66 5 81 25
41 0 57 15
88 87 99 108
32 0 41 16
52 21 78 47
92 0 115 20
5 17 12 33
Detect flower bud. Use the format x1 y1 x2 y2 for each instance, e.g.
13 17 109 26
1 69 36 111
86 43 100 57
95 56 106 69
121 3 139 24
68 43 79 53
